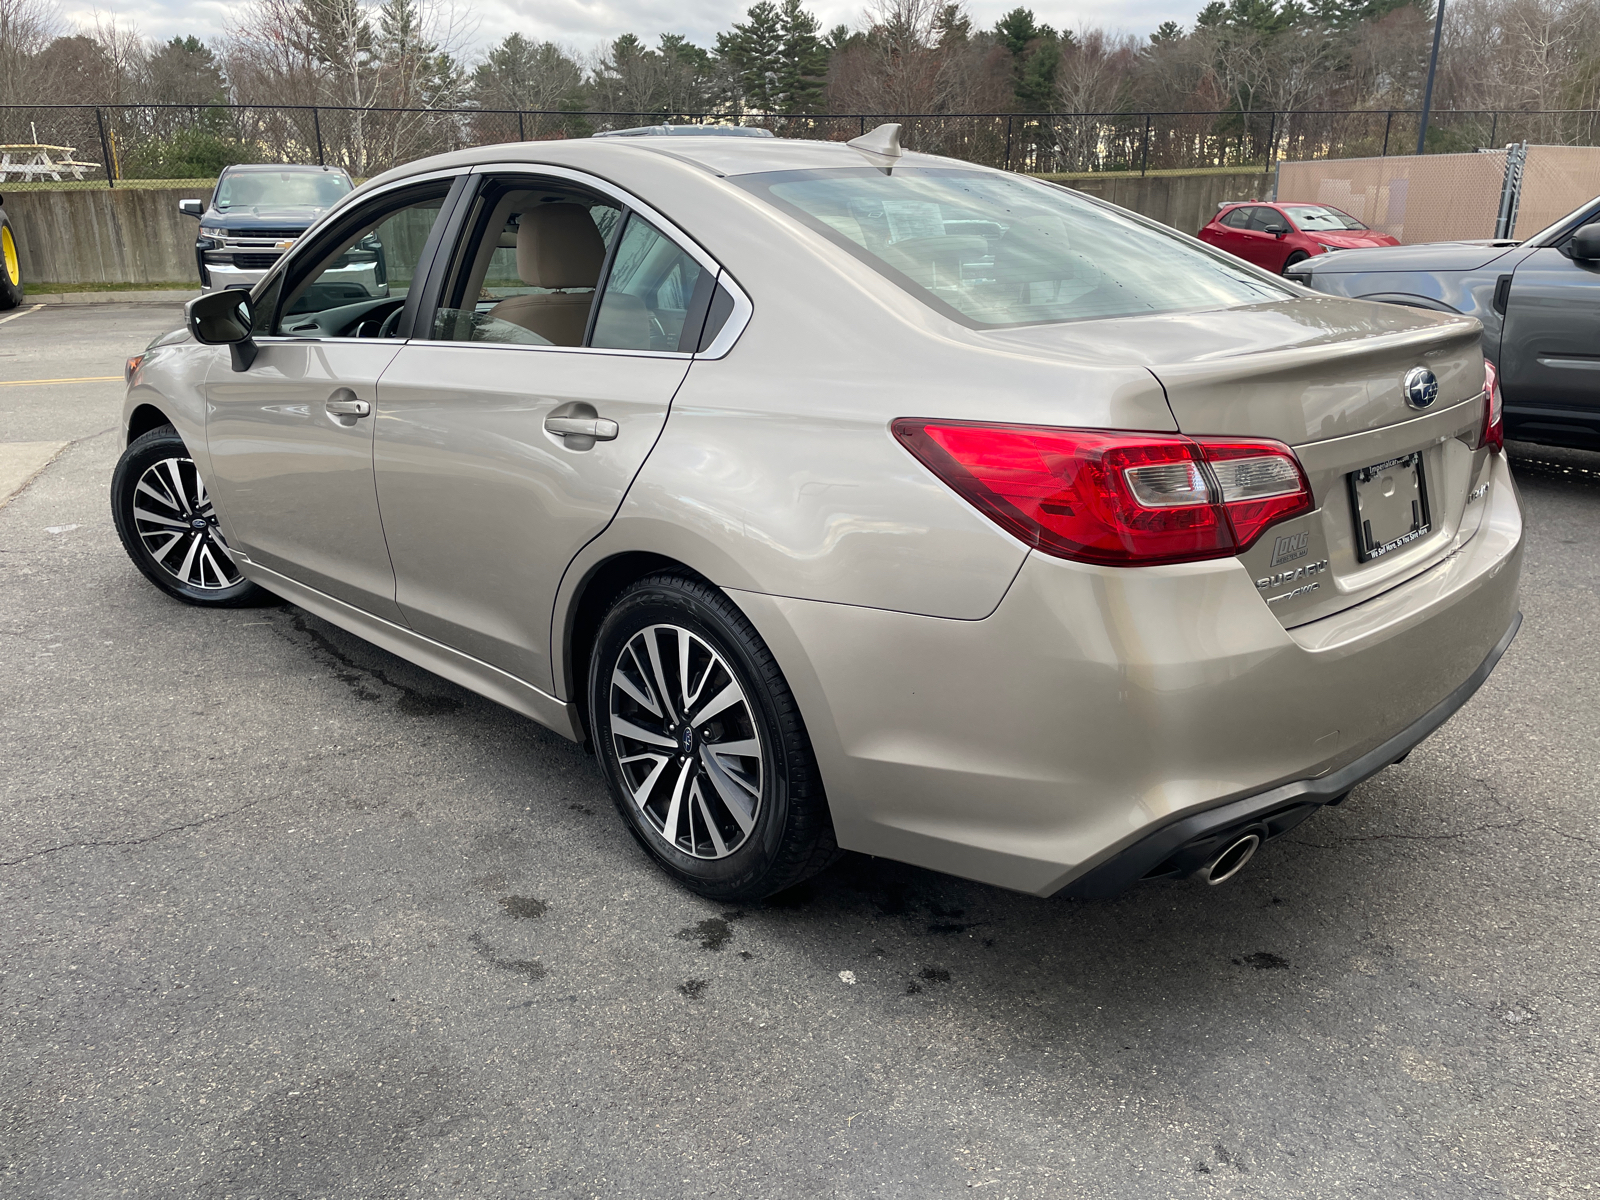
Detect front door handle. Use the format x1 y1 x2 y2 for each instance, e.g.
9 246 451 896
544 415 618 440
326 396 370 417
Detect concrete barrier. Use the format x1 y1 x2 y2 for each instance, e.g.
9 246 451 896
1051 168 1275 237
1 168 1274 288
3 186 209 286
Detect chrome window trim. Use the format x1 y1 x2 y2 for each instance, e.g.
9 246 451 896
463 161 752 358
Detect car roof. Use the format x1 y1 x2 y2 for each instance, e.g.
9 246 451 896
221 163 352 176
358 132 980 191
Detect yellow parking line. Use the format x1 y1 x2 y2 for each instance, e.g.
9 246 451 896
0 375 122 387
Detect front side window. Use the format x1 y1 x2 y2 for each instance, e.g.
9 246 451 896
273 185 450 338
740 167 1288 328
1283 205 1369 232
216 169 353 211
1246 207 1284 232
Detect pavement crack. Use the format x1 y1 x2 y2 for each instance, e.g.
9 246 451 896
1 800 260 867
1288 817 1526 849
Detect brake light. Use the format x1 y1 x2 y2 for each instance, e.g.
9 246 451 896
892 420 1313 567
1481 360 1504 451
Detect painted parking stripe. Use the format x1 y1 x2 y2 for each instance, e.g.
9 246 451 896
0 375 122 387
0 303 45 326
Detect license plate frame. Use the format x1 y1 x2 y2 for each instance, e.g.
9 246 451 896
1348 452 1431 563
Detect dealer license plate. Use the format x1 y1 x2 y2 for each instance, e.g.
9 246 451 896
1349 452 1431 562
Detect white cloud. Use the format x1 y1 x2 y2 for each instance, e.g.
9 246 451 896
78 0 1198 58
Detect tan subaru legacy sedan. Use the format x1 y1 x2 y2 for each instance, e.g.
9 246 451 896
113 127 1523 902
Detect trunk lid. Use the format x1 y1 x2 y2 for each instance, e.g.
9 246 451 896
980 297 1491 626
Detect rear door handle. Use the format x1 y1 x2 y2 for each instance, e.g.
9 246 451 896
544 415 618 440
326 397 370 417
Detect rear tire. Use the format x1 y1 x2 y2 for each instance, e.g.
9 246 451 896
0 215 23 310
589 572 840 902
110 423 275 607
1282 250 1310 275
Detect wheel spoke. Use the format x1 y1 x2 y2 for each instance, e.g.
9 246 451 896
175 532 202 584
643 628 677 722
688 681 742 728
692 780 727 857
629 754 670 810
661 758 693 846
699 746 757 834
136 477 180 510
146 531 183 561
611 659 660 717
133 506 188 529
707 737 759 760
164 460 191 515
611 716 675 749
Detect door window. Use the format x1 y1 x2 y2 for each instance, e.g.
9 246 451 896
269 184 452 339
430 181 624 347
1219 207 1250 229
591 214 709 352
1247 208 1283 232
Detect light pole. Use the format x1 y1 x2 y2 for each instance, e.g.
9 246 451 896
1417 0 1446 155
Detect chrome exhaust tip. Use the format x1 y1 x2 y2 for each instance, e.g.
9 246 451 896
1198 832 1261 885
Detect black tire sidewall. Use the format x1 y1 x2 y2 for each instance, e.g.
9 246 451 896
110 425 271 607
1283 250 1310 274
0 217 22 310
589 577 804 898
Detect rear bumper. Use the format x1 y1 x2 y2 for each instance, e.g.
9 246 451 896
733 450 1524 896
1062 609 1520 897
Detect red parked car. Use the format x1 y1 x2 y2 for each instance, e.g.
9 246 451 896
1198 201 1400 274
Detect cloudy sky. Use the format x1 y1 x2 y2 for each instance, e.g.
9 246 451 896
69 0 1197 58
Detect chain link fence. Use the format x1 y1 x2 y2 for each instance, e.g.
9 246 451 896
3 103 1599 190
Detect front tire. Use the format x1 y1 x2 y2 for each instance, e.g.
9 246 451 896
589 573 839 901
110 424 274 607
0 215 23 310
1282 250 1310 275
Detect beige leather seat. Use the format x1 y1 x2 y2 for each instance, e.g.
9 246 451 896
488 203 604 346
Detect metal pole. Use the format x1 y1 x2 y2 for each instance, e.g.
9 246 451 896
1004 115 1012 173
1382 110 1393 156
1263 110 1277 173
1488 111 1498 149
517 110 525 141
1417 0 1446 154
94 106 115 189
313 106 325 165
1141 114 1151 176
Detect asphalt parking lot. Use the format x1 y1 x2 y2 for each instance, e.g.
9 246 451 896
2 302 1597 1199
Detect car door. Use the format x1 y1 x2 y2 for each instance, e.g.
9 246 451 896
1240 206 1289 270
372 168 724 692
1209 206 1253 260
204 177 461 622
1499 226 1600 420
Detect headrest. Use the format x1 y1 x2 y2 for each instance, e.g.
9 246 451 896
517 203 605 289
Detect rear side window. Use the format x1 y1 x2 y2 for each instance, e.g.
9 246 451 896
591 214 710 352
1219 206 1250 228
740 166 1287 328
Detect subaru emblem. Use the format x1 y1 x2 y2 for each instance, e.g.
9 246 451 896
1403 367 1438 409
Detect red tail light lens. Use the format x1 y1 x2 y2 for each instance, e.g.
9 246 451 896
892 419 1313 567
1481 360 1503 451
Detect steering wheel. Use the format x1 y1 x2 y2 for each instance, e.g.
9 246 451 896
377 303 405 339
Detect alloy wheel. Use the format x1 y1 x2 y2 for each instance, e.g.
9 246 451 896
131 457 241 590
607 623 764 860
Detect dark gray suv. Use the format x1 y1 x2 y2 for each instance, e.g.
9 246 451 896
1289 197 1600 450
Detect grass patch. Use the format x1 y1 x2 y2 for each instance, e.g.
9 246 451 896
25 280 195 294
1036 164 1275 182
3 178 215 193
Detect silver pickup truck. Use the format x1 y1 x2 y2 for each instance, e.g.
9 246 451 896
1288 196 1600 451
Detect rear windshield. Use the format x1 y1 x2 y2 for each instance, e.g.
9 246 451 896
216 170 353 210
737 166 1289 328
1282 205 1368 231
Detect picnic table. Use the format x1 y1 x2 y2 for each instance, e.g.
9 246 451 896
0 144 102 182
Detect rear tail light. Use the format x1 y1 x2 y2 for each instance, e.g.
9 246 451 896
1481 359 1504 451
892 420 1313 567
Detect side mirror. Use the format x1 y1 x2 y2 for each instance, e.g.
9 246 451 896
178 199 203 218
187 290 258 371
1569 223 1600 261
1264 224 1288 237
